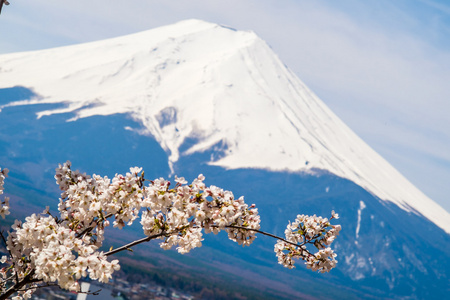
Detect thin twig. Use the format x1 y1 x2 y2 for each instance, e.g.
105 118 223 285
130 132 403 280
0 231 19 284
75 213 113 239
17 282 58 292
221 225 315 257
0 270 36 300
104 232 169 256
77 288 102 296
102 224 314 258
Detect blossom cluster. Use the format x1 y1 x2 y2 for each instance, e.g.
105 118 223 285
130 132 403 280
1 162 340 299
274 211 341 272
5 214 119 293
1 162 262 299
0 167 9 219
54 162 261 255
140 174 260 253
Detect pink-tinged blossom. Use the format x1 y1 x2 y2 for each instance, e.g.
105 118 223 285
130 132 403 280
274 212 341 272
0 168 10 219
0 162 340 299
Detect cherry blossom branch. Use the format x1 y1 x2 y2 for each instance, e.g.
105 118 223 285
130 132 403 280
74 213 113 238
104 232 169 256
17 283 58 292
223 225 303 247
0 271 36 300
102 225 314 258
222 225 315 257
0 231 19 284
0 162 341 299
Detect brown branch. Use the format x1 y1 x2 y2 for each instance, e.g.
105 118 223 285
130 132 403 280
0 274 15 287
1 221 324 298
0 270 37 300
103 224 314 259
104 232 169 257
75 213 113 239
78 288 102 296
222 225 314 257
17 282 58 292
0 231 19 284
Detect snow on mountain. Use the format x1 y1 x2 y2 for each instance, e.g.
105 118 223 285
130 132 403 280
0 19 448 233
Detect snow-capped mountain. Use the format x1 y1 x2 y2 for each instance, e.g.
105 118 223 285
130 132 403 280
1 19 449 299
0 19 447 234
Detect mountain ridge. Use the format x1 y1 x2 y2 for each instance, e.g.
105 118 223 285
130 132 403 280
1 86 449 299
0 19 448 234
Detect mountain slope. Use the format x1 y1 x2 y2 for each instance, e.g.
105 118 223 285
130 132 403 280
1 92 448 299
0 20 449 299
0 19 447 233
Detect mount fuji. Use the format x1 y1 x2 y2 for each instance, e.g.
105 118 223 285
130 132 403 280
0 19 449 299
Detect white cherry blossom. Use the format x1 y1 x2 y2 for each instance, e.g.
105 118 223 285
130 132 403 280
0 162 340 299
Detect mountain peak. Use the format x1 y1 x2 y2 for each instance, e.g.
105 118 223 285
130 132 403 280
0 20 448 233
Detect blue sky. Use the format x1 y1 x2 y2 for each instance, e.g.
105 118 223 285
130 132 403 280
1 0 449 212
